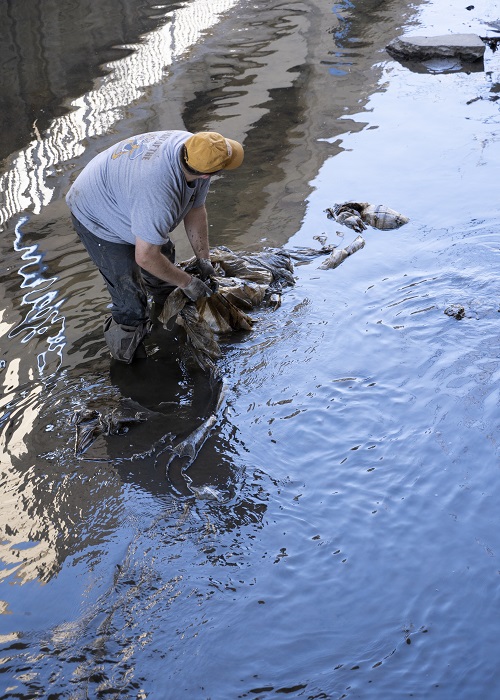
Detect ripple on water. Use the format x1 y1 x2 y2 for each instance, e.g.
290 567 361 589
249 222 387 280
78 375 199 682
183 223 500 697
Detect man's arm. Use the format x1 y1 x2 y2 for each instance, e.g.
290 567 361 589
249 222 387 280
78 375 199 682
183 205 209 259
135 238 191 287
135 238 212 301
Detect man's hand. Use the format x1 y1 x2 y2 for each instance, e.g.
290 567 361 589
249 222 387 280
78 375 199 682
181 276 213 301
196 257 216 280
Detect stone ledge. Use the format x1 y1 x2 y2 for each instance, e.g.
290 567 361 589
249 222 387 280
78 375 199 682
386 33 486 62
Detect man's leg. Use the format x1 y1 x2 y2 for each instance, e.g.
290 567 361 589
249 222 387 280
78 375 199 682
71 215 150 363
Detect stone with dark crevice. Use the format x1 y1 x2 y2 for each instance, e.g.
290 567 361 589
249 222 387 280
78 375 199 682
386 33 486 62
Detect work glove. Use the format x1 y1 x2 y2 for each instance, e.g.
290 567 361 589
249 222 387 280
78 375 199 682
196 257 216 281
182 276 213 302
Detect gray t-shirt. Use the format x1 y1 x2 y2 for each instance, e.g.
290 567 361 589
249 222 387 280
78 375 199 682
66 130 210 245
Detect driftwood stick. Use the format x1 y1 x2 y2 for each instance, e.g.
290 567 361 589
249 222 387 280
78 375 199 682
318 235 366 270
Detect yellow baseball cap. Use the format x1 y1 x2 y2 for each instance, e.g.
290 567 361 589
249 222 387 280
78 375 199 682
184 132 244 173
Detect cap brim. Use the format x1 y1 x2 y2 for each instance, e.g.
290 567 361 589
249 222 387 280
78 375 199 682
223 138 244 170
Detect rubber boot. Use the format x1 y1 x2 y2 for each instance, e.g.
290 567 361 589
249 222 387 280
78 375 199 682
103 316 150 363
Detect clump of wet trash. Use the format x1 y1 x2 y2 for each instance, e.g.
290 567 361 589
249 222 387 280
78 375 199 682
317 201 409 269
159 246 296 373
317 235 366 270
444 304 466 320
325 201 409 232
159 203 410 372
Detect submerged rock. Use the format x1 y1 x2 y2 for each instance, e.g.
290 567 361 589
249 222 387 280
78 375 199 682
444 304 466 320
386 34 485 62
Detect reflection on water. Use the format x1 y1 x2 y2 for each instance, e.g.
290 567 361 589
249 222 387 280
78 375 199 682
0 0 240 228
8 217 66 374
0 0 189 161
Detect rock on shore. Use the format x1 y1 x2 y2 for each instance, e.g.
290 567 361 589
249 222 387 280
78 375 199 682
386 33 485 62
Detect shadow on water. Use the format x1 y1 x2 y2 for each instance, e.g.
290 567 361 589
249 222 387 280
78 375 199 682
0 296 274 696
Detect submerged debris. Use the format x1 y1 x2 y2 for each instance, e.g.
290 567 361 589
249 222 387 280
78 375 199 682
289 242 337 264
190 485 224 501
162 410 218 472
325 202 409 232
71 407 146 455
158 381 227 499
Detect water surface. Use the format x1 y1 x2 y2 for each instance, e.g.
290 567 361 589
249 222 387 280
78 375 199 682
1 0 500 698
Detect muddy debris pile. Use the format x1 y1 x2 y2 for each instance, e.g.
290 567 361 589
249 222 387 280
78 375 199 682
159 246 295 372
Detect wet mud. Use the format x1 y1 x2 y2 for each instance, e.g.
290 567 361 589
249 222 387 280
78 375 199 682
1 0 500 698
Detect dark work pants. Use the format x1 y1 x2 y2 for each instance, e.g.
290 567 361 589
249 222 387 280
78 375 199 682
71 215 176 361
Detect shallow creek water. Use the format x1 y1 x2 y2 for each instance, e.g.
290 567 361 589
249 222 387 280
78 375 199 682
1 0 500 698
